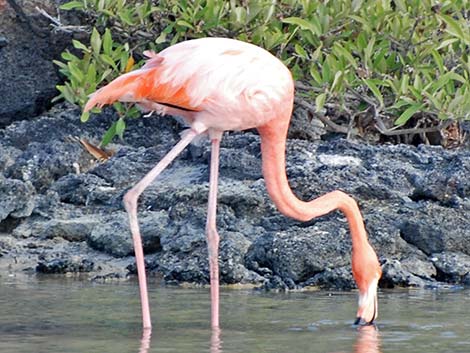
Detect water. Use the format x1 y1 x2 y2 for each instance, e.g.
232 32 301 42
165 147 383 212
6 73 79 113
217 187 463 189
0 275 469 353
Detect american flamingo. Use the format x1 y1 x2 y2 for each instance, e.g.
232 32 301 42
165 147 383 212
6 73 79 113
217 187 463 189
84 37 382 330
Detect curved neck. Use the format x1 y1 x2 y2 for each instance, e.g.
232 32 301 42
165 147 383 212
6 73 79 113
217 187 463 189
257 118 370 247
257 118 311 221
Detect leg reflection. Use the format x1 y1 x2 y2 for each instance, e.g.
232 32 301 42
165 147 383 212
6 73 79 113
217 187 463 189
211 326 222 353
139 328 152 353
354 325 381 353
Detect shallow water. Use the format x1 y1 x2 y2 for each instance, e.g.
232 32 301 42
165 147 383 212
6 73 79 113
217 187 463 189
0 276 469 353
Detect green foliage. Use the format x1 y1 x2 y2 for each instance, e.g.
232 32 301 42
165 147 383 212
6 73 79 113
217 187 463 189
56 0 470 145
53 26 139 144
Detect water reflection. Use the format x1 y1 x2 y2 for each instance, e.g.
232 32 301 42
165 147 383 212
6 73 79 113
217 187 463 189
136 324 381 353
139 329 151 353
211 327 222 353
137 326 222 353
354 325 381 353
2 277 469 353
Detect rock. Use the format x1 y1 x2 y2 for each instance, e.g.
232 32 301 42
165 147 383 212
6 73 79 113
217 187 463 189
219 231 264 284
380 259 427 288
5 141 82 192
431 252 470 284
245 225 350 286
0 0 72 127
0 35 8 48
303 266 354 290
87 212 168 257
409 154 470 205
0 176 36 222
1 105 470 289
51 173 113 206
399 205 470 255
401 255 437 280
287 107 326 141
36 255 95 274
15 217 98 241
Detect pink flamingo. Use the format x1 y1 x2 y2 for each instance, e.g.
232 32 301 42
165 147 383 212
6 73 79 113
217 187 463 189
84 37 382 331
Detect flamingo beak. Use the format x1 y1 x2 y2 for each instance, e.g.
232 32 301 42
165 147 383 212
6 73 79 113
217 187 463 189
354 280 378 326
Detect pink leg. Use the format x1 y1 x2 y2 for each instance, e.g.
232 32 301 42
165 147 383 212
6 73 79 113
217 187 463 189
206 133 222 328
123 128 202 330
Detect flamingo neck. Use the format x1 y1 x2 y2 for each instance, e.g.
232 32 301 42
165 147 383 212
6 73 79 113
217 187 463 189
257 118 369 250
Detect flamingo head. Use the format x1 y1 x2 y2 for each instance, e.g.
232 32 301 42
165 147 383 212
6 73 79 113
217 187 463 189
352 240 382 326
354 277 379 326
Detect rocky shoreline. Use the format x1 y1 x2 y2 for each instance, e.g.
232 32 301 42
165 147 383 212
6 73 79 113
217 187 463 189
1 1 470 291
1 104 470 290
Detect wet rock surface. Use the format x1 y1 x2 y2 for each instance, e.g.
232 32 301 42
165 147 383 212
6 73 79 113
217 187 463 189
0 105 469 291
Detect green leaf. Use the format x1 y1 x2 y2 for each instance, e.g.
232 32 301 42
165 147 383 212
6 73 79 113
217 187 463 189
311 44 323 62
101 121 118 146
322 61 331 83
90 28 102 56
294 44 308 59
282 17 321 36
100 68 113 83
438 14 466 41
432 72 466 92
390 99 413 110
116 117 126 139
431 50 444 73
102 29 113 56
232 7 247 24
53 59 67 70
176 19 194 29
395 103 424 126
352 0 364 12
400 74 409 95
330 71 343 92
67 62 85 82
59 1 84 10
86 64 97 89
436 38 458 50
100 54 117 69
315 93 326 112
155 31 167 44
333 42 357 68
364 36 375 68
119 10 136 26
80 111 90 123
97 0 105 11
309 64 322 85
72 39 89 52
61 51 79 62
362 79 384 107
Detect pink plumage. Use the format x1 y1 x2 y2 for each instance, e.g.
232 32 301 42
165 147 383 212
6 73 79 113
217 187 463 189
84 37 381 332
85 37 294 132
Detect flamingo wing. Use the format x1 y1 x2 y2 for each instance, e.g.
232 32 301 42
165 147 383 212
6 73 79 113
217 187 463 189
84 38 293 125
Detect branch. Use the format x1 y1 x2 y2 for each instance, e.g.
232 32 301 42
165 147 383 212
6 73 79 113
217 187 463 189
36 7 88 33
295 98 350 134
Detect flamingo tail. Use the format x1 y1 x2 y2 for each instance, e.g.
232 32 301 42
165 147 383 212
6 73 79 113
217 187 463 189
83 70 152 112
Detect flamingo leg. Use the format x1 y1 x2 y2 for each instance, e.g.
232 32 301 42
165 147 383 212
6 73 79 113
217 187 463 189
206 132 222 328
123 128 202 330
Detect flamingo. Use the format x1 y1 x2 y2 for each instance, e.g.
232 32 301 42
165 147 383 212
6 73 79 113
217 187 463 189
84 37 382 331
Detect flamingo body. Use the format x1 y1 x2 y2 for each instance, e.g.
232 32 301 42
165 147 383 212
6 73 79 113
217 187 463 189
84 37 381 331
86 38 294 133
